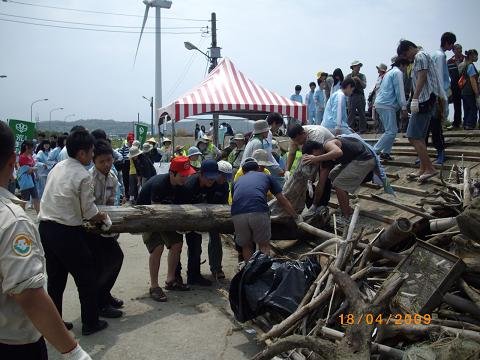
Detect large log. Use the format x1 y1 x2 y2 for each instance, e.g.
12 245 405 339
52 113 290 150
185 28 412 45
94 204 298 238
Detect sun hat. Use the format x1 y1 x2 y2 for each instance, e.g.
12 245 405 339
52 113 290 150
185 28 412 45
376 63 388 72
350 60 363 68
142 142 153 153
233 133 245 141
162 137 172 144
175 145 185 152
169 156 196 176
146 137 157 144
252 149 275 167
128 146 141 159
253 120 270 135
187 146 202 157
217 160 233 181
132 140 141 148
200 159 219 180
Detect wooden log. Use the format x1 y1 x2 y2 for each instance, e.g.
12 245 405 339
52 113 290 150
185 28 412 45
362 182 431 197
369 194 435 219
464 167 471 208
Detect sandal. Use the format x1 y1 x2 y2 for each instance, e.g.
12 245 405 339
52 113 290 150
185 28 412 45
165 280 190 291
407 172 422 179
149 287 167 302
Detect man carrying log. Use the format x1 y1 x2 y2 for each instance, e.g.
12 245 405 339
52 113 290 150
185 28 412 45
286 124 335 215
136 156 195 302
303 137 376 222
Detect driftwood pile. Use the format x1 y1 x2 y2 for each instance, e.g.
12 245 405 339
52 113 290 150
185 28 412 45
251 166 480 360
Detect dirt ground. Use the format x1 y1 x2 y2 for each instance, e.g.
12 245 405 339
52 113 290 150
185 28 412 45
44 232 261 360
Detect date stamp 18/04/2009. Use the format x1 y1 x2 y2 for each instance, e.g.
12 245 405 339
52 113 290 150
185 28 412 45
339 313 432 326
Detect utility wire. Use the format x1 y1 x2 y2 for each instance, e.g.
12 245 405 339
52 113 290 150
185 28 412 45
0 12 207 29
4 0 210 21
0 17 205 34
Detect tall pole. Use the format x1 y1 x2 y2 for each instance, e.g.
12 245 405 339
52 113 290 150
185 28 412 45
49 107 63 132
30 98 48 123
150 96 154 136
209 12 220 147
155 6 162 137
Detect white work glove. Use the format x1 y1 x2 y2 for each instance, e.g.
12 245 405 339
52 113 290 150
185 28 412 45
62 344 92 360
307 180 314 198
284 170 291 182
410 99 419 114
101 214 112 232
476 96 480 109
294 215 304 225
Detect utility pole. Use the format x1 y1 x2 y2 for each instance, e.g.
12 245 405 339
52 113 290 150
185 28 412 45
209 12 222 147
150 96 154 136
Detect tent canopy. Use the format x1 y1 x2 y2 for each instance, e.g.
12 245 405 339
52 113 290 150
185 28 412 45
158 58 307 123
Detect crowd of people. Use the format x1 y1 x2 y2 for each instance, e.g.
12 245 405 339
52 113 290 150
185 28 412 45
1 31 479 359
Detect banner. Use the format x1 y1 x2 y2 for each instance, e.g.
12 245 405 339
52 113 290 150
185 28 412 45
134 123 149 145
8 119 36 153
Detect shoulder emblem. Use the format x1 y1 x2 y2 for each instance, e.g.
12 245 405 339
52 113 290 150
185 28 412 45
12 234 33 257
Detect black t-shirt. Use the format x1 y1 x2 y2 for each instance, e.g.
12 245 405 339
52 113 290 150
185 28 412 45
137 174 179 205
178 174 228 205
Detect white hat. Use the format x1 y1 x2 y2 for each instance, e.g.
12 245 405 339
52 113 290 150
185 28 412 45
187 146 202 157
162 137 172 143
350 60 363 68
253 120 269 135
197 135 212 144
132 140 141 148
142 143 153 153
128 146 141 158
217 160 233 174
233 133 245 141
252 149 274 167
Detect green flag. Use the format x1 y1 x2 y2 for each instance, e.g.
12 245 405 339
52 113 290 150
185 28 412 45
135 123 148 145
8 119 36 153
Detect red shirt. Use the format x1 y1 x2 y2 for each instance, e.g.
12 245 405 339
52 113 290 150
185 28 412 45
19 153 35 167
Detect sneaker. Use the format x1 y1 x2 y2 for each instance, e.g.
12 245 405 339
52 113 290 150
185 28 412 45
99 305 123 318
109 295 124 309
187 275 212 286
82 320 108 336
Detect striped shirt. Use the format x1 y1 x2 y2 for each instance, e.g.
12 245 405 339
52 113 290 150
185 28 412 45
412 50 444 102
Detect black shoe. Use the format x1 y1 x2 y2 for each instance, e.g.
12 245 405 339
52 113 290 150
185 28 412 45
99 305 123 318
82 320 109 336
64 321 73 331
187 275 212 286
109 295 124 309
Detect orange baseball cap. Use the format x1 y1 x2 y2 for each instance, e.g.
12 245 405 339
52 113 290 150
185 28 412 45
169 156 196 176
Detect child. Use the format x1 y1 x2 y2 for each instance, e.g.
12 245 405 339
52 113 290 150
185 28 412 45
88 139 124 318
38 129 109 336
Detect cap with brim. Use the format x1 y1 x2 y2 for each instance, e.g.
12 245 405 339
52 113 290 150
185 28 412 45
200 159 219 180
187 146 202 157
233 133 245 140
169 156 196 176
242 160 259 173
128 146 141 158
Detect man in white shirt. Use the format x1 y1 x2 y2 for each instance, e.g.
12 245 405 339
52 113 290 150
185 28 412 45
38 129 110 336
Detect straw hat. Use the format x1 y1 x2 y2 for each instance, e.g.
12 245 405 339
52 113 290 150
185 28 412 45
142 143 153 153
146 137 157 144
162 137 172 144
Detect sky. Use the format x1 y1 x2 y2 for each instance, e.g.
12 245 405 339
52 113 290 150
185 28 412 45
0 0 479 126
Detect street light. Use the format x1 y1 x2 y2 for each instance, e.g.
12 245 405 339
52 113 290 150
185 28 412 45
184 41 210 59
30 98 48 123
49 107 64 131
142 96 154 136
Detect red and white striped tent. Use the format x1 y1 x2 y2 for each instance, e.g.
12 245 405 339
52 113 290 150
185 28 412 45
158 58 307 123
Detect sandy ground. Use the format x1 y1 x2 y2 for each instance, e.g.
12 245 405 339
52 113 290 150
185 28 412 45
44 232 261 360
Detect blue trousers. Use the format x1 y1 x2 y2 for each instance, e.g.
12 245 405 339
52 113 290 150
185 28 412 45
315 109 324 125
374 108 397 155
308 109 316 125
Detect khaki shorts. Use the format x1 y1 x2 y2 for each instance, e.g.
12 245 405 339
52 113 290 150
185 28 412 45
329 158 376 194
142 231 183 253
232 212 271 247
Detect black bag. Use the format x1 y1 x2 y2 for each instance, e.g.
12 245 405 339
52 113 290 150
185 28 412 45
418 93 436 114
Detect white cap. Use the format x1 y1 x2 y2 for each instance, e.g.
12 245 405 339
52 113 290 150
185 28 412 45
217 160 233 174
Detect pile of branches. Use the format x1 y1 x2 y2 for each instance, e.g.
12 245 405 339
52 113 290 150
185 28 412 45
252 168 480 360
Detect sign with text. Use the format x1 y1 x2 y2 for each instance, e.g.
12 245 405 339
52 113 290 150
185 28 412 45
134 123 148 145
8 119 35 153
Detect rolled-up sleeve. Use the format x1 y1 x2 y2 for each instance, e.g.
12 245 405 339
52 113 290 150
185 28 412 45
0 221 46 295
79 176 99 220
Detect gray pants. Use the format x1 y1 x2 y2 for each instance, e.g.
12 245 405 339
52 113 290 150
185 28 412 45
208 232 222 273
348 94 367 132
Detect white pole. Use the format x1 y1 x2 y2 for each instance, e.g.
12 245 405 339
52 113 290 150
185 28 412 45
155 6 162 127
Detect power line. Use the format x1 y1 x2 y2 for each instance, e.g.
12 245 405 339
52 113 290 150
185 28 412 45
0 12 207 30
0 17 206 34
4 0 210 21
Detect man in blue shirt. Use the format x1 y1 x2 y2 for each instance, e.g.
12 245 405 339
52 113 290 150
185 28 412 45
322 78 356 135
290 85 303 103
305 82 317 124
231 160 299 261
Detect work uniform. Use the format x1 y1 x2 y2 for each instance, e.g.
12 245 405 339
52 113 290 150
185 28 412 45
0 187 48 358
314 87 325 125
322 89 353 135
305 90 316 124
38 157 100 327
88 167 124 310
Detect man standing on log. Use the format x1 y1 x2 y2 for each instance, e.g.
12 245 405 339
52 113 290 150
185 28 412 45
303 137 376 221
231 160 300 261
286 124 335 214
177 160 224 286
137 156 195 302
